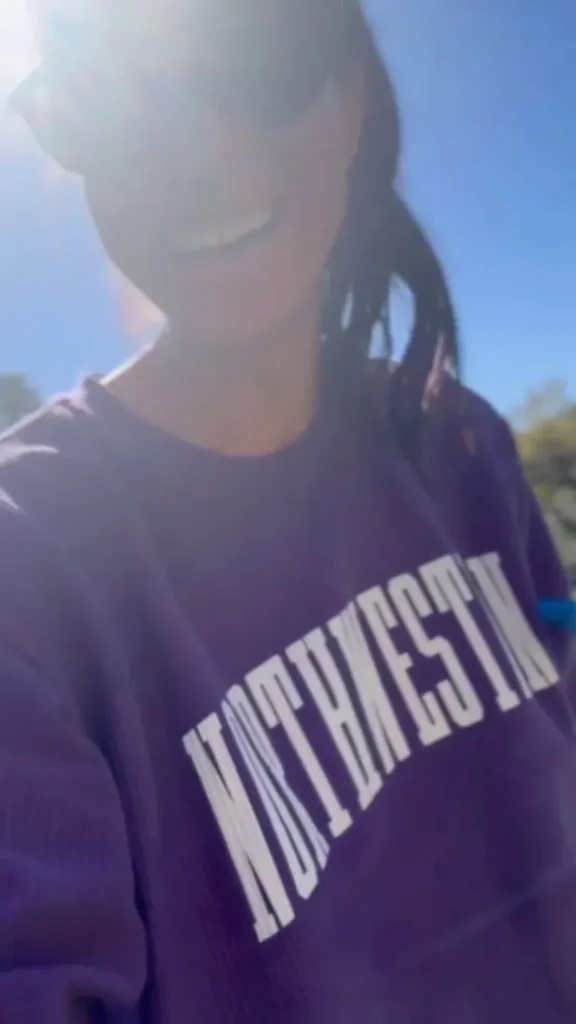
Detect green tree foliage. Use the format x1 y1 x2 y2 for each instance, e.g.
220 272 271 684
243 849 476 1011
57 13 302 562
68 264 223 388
0 374 41 432
513 379 571 434
515 382 576 584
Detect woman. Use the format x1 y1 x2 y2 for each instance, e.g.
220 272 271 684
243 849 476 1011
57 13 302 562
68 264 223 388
4 0 576 1021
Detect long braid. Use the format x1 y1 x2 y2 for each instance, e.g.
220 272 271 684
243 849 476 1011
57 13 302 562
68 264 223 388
323 10 459 465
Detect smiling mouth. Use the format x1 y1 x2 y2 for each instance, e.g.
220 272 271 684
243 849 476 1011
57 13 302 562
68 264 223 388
169 208 276 258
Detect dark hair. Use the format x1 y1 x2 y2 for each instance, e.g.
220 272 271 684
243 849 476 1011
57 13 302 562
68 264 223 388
323 12 459 462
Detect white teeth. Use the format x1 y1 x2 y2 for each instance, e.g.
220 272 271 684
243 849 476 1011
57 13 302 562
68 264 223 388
172 209 274 256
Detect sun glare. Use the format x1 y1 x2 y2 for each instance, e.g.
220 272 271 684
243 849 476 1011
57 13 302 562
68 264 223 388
0 1 39 99
0 0 165 341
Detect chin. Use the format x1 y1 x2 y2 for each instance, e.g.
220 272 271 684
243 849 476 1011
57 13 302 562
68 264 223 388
111 206 331 352
163 278 316 352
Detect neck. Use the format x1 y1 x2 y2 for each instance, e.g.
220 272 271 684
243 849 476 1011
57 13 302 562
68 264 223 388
103 300 322 456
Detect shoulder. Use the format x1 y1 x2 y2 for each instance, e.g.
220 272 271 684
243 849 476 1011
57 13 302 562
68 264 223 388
0 389 135 559
433 378 515 452
424 377 521 481
0 390 111 521
419 378 532 551
0 393 136 665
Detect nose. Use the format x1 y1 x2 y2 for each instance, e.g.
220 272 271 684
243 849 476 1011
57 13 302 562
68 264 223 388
134 91 284 217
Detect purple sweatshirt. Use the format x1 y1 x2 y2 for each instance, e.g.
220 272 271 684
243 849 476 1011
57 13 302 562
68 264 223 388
0 377 575 1023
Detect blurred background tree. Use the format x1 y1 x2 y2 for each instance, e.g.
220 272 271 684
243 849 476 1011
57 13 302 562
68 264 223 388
0 373 41 431
514 380 576 585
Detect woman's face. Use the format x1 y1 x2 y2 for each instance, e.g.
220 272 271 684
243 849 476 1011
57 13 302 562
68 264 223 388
79 1 365 348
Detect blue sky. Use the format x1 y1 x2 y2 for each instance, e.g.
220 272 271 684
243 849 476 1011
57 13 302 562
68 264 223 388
0 0 575 412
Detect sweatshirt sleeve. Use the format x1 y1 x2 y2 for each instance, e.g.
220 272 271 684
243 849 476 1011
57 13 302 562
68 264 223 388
499 412 569 604
0 642 146 1022
484 410 576 709
523 479 570 602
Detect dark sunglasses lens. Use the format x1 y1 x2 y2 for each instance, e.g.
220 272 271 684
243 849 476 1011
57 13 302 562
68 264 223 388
194 0 355 125
196 52 334 127
10 0 360 170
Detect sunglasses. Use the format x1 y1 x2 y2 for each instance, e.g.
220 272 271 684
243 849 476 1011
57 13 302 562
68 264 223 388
9 0 363 175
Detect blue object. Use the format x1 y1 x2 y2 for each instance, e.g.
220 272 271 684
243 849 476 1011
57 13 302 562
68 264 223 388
538 599 576 632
